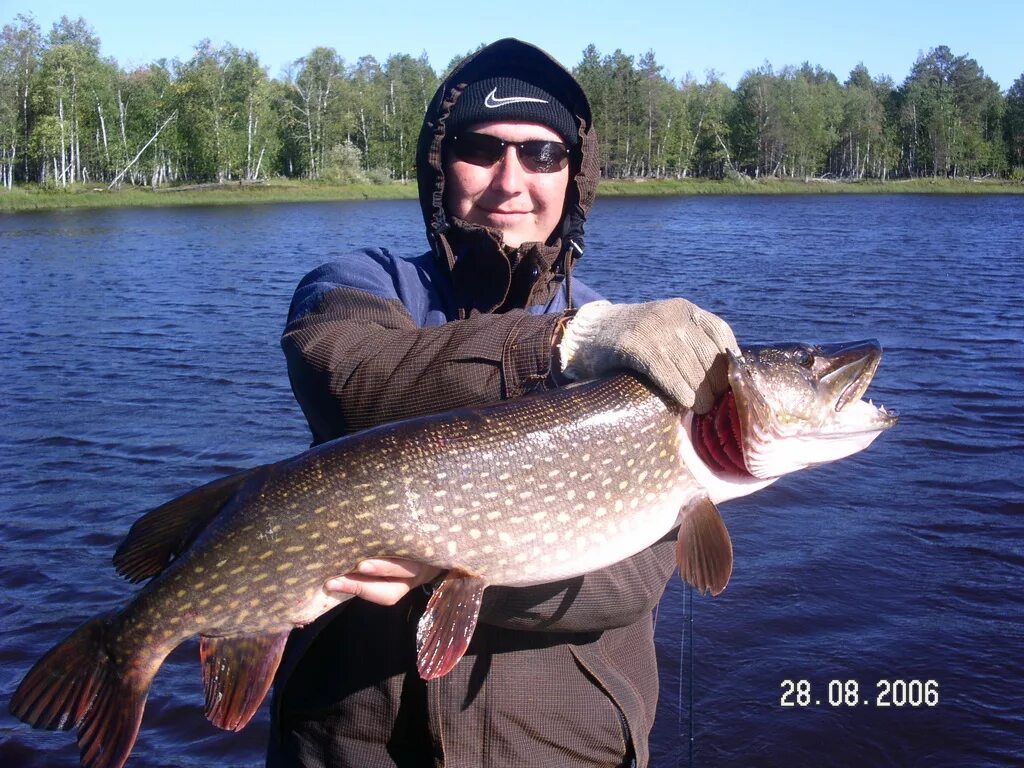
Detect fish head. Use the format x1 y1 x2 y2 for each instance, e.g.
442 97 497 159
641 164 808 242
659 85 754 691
727 340 897 479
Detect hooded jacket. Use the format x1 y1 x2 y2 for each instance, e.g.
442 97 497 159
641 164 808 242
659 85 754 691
271 39 677 768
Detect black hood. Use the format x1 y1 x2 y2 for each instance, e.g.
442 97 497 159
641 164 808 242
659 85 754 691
415 38 600 313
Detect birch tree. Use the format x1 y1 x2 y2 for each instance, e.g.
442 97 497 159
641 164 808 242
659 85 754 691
1005 74 1024 174
284 47 344 179
0 15 41 188
35 16 103 185
348 55 384 174
833 65 887 177
220 48 275 180
688 72 736 178
381 53 436 181
573 46 646 177
732 65 777 176
108 62 179 186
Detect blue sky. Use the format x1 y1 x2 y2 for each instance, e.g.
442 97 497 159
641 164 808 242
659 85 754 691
10 0 1023 90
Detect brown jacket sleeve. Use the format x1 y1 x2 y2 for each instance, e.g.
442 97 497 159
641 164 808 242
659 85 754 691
282 284 561 441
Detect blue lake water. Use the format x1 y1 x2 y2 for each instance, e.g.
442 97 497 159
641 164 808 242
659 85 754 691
1 194 1022 767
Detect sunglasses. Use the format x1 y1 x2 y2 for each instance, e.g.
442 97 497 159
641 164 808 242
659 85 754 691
449 132 570 173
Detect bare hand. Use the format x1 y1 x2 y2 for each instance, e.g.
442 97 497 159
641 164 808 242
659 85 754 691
325 559 444 606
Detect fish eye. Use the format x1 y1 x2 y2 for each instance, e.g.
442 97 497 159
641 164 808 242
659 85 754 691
794 347 815 368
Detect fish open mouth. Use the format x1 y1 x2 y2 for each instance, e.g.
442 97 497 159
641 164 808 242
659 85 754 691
816 340 883 414
725 339 898 479
811 341 898 434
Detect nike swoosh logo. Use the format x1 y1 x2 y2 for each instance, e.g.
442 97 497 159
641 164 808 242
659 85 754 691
483 88 549 108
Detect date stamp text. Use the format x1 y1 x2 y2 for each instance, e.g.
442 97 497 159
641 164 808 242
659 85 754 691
779 679 940 708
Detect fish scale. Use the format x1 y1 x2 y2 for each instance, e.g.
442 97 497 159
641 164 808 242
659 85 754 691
10 341 897 768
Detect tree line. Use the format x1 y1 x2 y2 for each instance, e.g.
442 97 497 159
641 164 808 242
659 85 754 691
2 14 1022 190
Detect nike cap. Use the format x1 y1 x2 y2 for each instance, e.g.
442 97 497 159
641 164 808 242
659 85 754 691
446 76 579 147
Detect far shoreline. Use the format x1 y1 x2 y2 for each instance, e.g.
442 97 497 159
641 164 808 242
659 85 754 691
2 176 1021 213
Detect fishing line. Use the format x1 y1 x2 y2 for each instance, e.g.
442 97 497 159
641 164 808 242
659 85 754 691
677 582 695 768
688 582 695 768
676 590 683 768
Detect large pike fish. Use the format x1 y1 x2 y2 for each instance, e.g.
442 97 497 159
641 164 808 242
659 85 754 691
10 341 896 768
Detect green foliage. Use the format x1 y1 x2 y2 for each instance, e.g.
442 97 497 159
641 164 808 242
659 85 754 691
0 14 42 187
1005 74 1024 169
898 46 1005 177
169 41 275 183
321 140 366 183
833 66 893 178
280 46 346 179
1 17 1021 188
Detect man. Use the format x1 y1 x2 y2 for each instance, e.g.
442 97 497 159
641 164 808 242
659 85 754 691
269 38 736 768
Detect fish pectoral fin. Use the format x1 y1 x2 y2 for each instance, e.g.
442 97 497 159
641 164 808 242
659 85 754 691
113 464 273 583
676 496 734 596
199 629 290 731
416 569 487 680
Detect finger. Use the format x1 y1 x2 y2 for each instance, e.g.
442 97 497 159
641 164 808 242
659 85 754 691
695 310 738 354
664 333 717 414
667 329 705 398
649 357 697 410
692 351 733 414
356 558 423 578
324 574 414 606
691 380 716 414
359 560 444 588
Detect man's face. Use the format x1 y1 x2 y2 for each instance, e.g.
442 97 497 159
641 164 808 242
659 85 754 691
444 121 570 249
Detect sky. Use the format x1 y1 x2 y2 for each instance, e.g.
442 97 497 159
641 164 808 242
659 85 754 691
8 0 1023 91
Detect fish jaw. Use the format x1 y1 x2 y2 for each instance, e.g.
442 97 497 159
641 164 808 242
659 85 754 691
678 413 778 504
728 340 898 479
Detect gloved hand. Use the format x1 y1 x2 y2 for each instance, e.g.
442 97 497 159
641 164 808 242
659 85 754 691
558 299 738 414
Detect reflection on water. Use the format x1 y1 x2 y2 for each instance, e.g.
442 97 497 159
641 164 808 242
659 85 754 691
1 196 1021 767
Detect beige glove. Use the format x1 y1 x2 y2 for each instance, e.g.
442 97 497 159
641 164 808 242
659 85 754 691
558 299 738 413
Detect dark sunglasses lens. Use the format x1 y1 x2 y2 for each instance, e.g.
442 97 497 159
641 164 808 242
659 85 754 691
452 134 570 173
519 141 569 172
452 134 505 166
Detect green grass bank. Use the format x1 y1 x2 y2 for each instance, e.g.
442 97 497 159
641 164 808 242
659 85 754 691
2 176 1021 213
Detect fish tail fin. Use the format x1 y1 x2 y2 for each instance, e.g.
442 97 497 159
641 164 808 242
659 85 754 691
10 611 157 768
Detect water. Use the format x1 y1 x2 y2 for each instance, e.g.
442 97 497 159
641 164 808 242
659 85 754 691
1 195 1021 767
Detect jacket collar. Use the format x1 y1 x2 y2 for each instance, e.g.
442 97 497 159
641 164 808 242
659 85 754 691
444 217 564 315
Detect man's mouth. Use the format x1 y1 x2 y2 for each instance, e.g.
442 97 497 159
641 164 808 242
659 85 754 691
482 208 530 216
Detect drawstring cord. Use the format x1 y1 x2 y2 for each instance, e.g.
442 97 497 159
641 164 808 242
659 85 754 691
565 238 583 310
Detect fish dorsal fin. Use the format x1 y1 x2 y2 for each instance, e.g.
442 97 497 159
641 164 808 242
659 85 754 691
416 569 487 680
113 465 269 582
199 630 290 731
676 496 734 596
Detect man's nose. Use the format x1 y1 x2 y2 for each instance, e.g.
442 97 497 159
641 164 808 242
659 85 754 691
490 146 526 190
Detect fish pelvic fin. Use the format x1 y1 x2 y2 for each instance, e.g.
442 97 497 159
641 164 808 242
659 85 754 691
676 497 734 596
416 569 487 680
9 611 159 768
199 630 290 731
113 464 271 582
